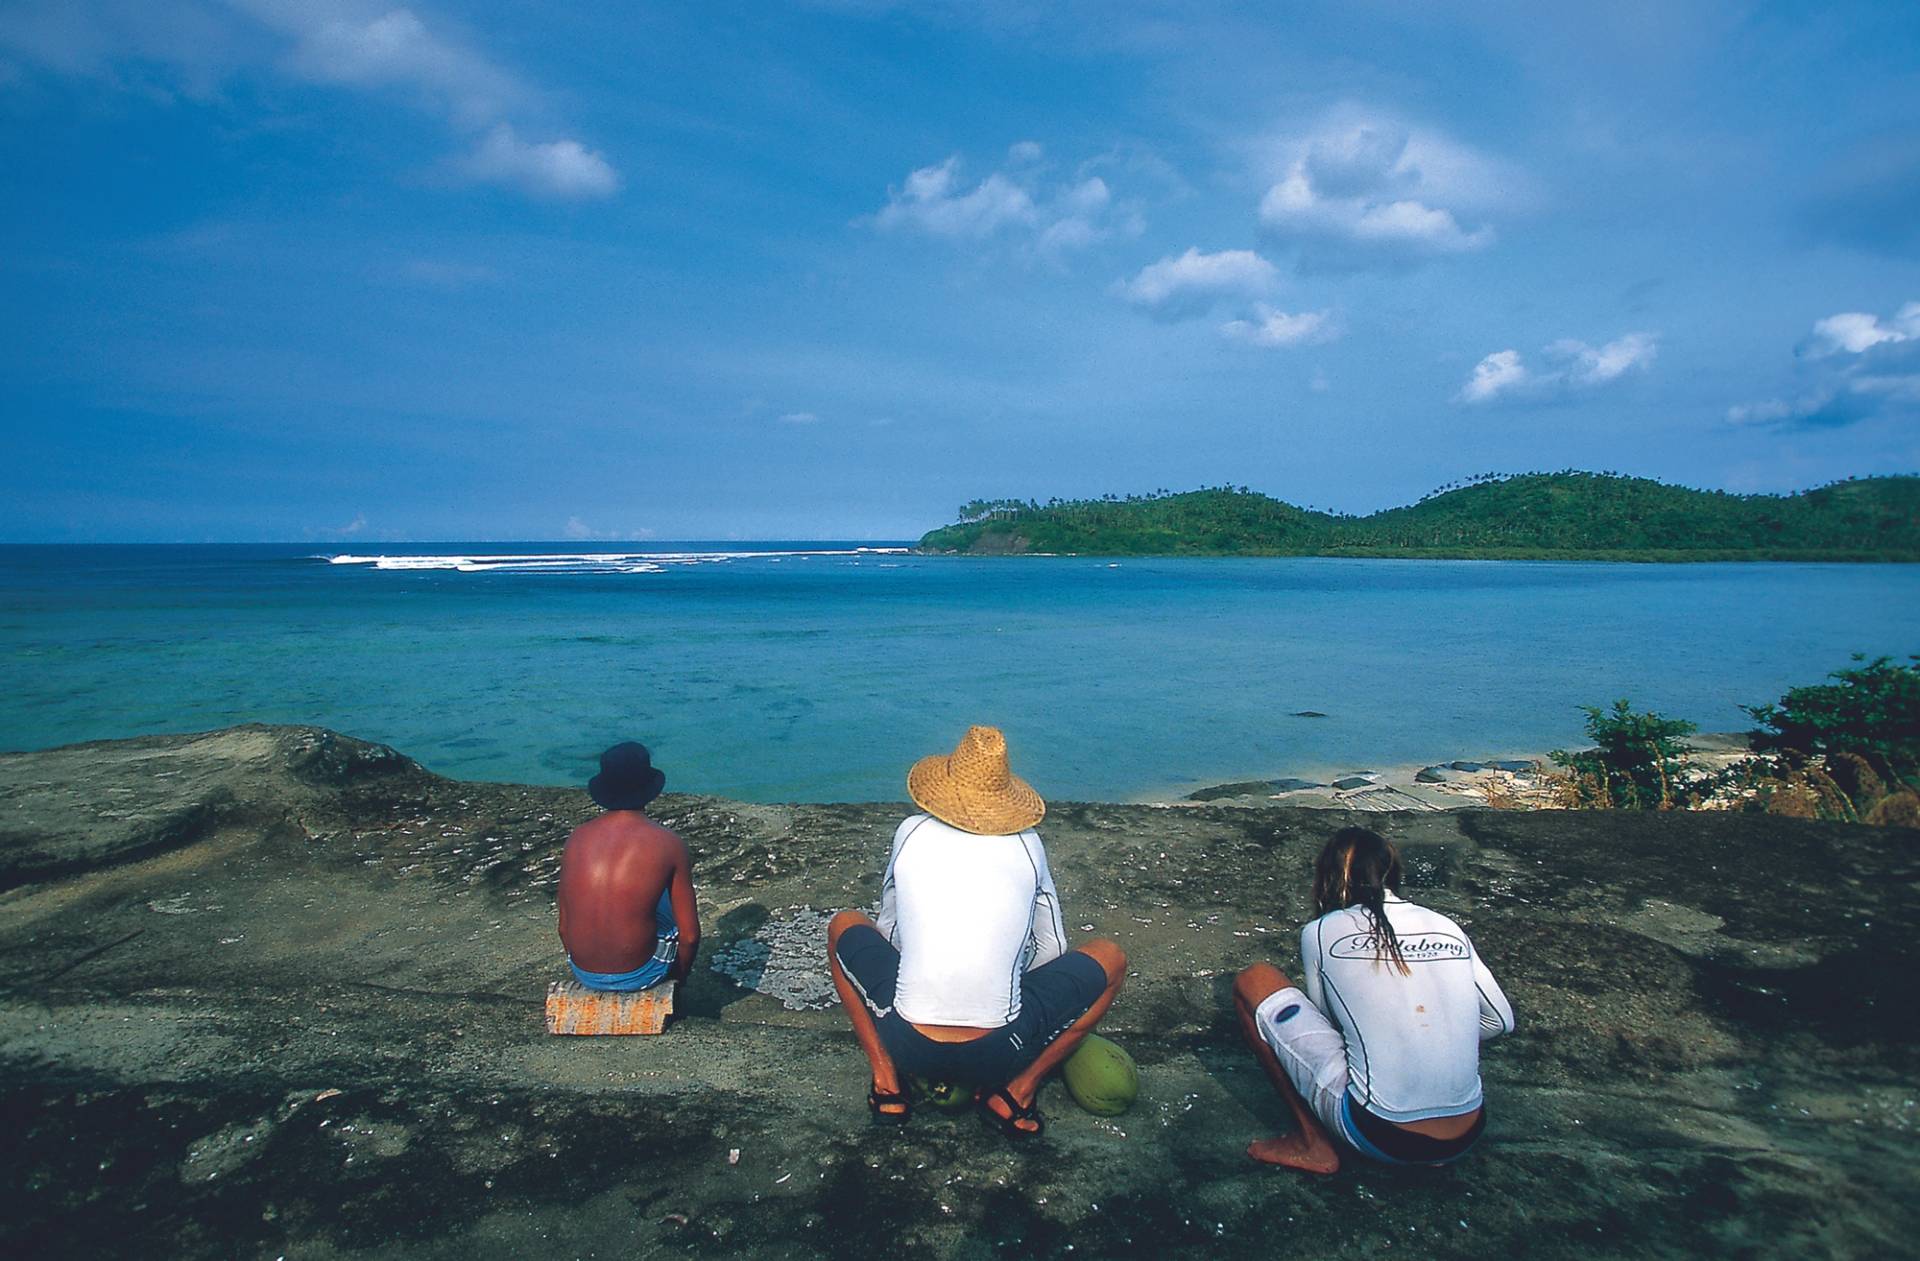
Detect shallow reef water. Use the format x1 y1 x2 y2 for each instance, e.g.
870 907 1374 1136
4 546 1917 802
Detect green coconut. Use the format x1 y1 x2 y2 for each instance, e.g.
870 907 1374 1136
910 1077 975 1112
1062 1034 1138 1116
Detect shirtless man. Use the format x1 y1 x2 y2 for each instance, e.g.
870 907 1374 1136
557 742 699 991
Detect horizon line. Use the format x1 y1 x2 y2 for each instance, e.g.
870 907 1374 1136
6 469 1916 546
0 537 922 547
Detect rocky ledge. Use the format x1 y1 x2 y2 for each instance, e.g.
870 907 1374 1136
1 725 1916 1258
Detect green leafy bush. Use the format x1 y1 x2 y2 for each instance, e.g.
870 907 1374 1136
1550 700 1698 809
1746 655 1920 781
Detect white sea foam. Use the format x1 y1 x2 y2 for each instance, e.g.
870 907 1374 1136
326 547 909 574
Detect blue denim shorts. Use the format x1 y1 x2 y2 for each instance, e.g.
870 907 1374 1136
568 890 678 992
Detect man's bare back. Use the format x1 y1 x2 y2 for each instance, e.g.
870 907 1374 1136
557 811 700 978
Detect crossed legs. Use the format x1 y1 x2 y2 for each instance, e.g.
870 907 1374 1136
826 910 907 1118
827 910 1127 1133
1233 962 1341 1174
979 938 1127 1134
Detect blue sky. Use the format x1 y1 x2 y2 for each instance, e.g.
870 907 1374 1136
2 0 1917 541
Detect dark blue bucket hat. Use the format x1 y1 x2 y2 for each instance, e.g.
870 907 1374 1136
588 741 666 811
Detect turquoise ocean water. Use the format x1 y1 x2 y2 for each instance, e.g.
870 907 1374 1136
1 545 1914 802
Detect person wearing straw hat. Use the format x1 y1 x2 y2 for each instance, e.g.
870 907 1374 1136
827 725 1127 1136
557 742 700 992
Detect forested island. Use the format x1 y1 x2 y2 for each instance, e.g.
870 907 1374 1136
916 472 1920 560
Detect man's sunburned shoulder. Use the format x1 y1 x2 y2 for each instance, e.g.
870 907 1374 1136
566 812 686 852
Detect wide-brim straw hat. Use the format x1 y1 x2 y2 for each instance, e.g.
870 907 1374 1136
907 725 1046 835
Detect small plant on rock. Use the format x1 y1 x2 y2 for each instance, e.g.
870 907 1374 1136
1745 654 1920 787
1550 700 1697 810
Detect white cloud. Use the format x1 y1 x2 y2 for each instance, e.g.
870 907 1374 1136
1115 246 1337 348
1803 303 1920 356
463 124 617 199
1350 199 1487 250
1058 175 1109 214
778 411 820 424
1035 176 1115 254
1458 333 1658 403
0 1 618 202
1036 216 1100 253
1853 371 1920 402
1116 247 1277 316
876 157 1034 237
1256 112 1514 269
1459 349 1528 402
1261 169 1490 256
1730 301 1920 428
276 6 519 125
1727 397 1816 426
873 152 1136 256
1219 304 1338 348
254 4 618 197
1555 332 1660 384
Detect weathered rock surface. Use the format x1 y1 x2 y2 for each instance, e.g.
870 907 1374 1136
1 725 1916 1259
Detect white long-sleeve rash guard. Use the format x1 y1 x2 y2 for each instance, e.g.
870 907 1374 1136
1302 891 1515 1123
876 813 1069 1027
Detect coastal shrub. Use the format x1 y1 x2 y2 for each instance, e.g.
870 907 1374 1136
1550 700 1697 810
1825 751 1886 803
1479 774 1523 810
1745 655 1920 785
1754 760 1858 821
1866 791 1920 828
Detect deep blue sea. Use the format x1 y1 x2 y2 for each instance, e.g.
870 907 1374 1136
1 544 1915 802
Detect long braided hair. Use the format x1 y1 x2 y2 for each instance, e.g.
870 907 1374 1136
1313 827 1410 975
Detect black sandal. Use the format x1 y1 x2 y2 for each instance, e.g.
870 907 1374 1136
977 1086 1044 1138
868 1086 911 1126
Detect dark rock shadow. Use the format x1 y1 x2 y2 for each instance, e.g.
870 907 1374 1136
678 901 772 1019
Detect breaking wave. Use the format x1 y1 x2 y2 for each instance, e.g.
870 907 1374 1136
325 548 910 575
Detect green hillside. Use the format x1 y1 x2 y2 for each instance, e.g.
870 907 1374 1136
928 489 1336 556
917 473 1920 560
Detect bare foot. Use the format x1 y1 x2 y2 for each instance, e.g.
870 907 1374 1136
1247 1133 1341 1174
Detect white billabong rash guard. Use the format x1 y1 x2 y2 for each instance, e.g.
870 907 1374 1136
876 814 1069 1027
1302 892 1515 1123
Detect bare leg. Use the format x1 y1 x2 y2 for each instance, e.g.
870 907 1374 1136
1234 962 1341 1174
982 939 1127 1134
826 910 905 1118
